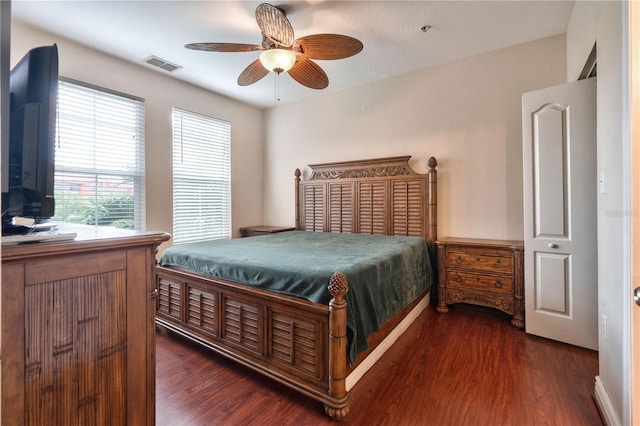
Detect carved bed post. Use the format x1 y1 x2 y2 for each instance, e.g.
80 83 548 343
427 157 438 245
325 272 351 420
295 168 301 230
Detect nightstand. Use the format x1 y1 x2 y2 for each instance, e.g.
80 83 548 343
239 225 296 237
435 237 524 328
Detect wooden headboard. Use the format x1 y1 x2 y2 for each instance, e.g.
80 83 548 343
294 156 438 244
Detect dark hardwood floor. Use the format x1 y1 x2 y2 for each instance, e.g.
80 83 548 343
156 303 602 426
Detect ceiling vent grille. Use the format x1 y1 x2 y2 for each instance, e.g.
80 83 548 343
145 55 182 72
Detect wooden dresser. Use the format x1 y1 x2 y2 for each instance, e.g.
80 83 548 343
1 228 170 425
239 225 295 237
435 237 524 328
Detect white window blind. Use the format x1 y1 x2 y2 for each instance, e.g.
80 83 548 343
172 108 231 244
54 79 145 230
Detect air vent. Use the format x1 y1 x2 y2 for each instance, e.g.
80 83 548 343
145 55 182 72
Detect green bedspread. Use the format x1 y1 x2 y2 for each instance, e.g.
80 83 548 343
159 231 434 364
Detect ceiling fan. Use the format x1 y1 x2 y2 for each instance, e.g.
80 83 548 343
185 3 363 90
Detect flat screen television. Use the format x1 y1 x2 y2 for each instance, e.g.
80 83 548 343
2 44 58 235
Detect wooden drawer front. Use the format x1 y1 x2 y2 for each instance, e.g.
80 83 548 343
157 277 182 321
186 285 217 338
447 271 513 294
221 295 261 355
269 309 325 382
447 251 513 273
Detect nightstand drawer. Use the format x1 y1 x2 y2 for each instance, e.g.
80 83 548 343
447 251 513 273
447 270 513 294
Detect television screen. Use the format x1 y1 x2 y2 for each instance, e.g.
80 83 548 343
2 44 58 235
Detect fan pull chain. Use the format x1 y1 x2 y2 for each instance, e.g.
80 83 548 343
276 72 281 104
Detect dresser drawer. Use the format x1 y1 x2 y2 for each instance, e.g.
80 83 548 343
447 251 513 273
447 270 513 294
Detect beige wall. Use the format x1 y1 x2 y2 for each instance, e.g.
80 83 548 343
263 35 566 241
567 1 629 424
10 21 266 250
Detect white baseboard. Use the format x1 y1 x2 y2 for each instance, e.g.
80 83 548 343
594 375 622 426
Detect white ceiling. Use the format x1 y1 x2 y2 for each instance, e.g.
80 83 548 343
11 0 576 109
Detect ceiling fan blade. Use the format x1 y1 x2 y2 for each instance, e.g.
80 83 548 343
185 43 263 53
288 57 328 89
294 34 363 60
255 3 295 48
238 59 270 86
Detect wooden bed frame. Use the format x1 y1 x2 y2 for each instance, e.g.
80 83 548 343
154 156 438 420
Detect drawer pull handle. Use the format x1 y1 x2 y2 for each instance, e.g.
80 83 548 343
475 257 480 262
495 280 503 288
455 275 463 283
494 259 502 267
455 256 463 264
151 288 159 299
548 243 559 249
476 276 481 282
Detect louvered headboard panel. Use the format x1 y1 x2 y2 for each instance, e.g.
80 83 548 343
294 156 438 244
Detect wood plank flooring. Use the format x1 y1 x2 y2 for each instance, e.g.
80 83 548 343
156 303 602 426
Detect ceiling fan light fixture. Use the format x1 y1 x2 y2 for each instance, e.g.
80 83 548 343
260 49 296 74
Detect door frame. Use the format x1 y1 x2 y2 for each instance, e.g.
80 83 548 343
629 1 639 423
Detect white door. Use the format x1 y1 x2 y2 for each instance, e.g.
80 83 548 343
522 78 597 350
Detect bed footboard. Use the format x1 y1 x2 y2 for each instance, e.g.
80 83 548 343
155 265 351 420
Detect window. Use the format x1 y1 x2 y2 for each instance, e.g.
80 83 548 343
54 79 145 230
172 108 231 244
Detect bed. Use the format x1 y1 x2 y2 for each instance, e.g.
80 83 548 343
154 155 438 420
